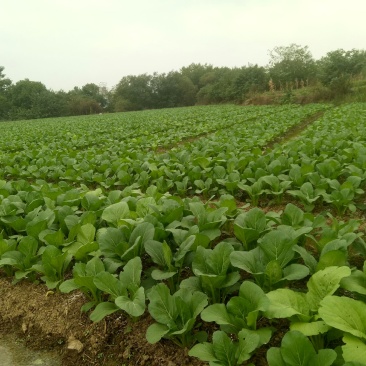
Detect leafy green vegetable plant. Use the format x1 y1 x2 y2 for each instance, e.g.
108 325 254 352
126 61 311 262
200 280 272 346
146 283 208 347
265 266 351 351
180 242 240 303
230 226 310 291
33 245 73 289
267 330 337 366
89 256 146 321
59 256 106 312
189 330 261 366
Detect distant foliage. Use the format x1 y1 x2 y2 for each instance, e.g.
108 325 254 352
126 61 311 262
1 45 366 120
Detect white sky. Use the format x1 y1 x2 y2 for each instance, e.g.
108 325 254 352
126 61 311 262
1 0 365 91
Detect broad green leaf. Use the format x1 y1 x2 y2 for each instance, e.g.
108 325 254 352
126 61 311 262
310 349 337 366
258 228 296 267
119 256 142 288
290 321 330 336
341 270 366 295
267 347 286 366
230 247 266 274
236 331 261 364
319 296 366 339
93 271 125 298
211 330 237 365
281 330 316 366
101 201 130 227
306 266 351 311
200 303 234 326
342 334 366 363
146 323 170 344
265 289 309 320
90 302 120 322
147 283 177 325
145 240 166 267
282 264 309 281
115 286 145 317
76 223 96 245
188 342 217 362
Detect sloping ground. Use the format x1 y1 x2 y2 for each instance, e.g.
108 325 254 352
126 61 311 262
0 276 205 366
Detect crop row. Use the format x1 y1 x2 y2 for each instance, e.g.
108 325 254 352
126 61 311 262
0 179 366 364
0 104 326 193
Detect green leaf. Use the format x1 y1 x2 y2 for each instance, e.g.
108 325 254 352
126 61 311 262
341 270 366 295
59 279 79 293
188 342 217 362
90 302 120 322
236 331 261 364
147 283 177 325
282 264 309 281
290 321 330 336
211 331 237 365
115 287 145 317
258 227 296 267
342 334 366 363
280 330 316 366
146 323 170 344
151 269 177 280
306 266 351 311
267 347 286 366
311 349 337 366
93 271 125 298
200 303 234 326
77 223 96 245
145 240 166 267
119 256 142 288
319 296 366 339
101 201 130 227
282 203 304 227
265 289 309 320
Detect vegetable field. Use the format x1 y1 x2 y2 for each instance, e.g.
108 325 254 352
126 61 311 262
1 103 366 365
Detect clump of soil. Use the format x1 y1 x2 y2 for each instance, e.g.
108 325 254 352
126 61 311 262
0 276 205 365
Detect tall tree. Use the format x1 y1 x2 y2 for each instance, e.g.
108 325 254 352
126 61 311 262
232 65 268 102
180 63 214 89
7 79 64 120
317 49 366 85
0 66 12 120
152 71 197 108
112 74 154 111
268 44 316 88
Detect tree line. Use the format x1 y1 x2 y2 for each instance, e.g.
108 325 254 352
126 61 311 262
1 44 366 121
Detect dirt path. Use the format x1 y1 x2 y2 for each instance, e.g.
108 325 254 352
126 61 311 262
0 276 205 366
0 334 62 366
0 344 12 365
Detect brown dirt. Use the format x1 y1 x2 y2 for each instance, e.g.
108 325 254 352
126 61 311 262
0 276 206 366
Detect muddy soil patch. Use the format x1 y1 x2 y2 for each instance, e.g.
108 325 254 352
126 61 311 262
0 277 205 366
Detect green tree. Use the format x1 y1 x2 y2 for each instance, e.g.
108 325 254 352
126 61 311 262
67 87 103 115
111 74 154 111
0 66 12 120
7 79 65 120
81 83 108 108
317 49 366 85
180 63 214 89
232 65 269 102
268 44 316 88
197 67 239 104
152 71 197 108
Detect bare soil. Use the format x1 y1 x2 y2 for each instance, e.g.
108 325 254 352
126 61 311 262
0 276 205 366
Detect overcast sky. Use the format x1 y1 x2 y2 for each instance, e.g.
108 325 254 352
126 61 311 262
1 0 365 91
